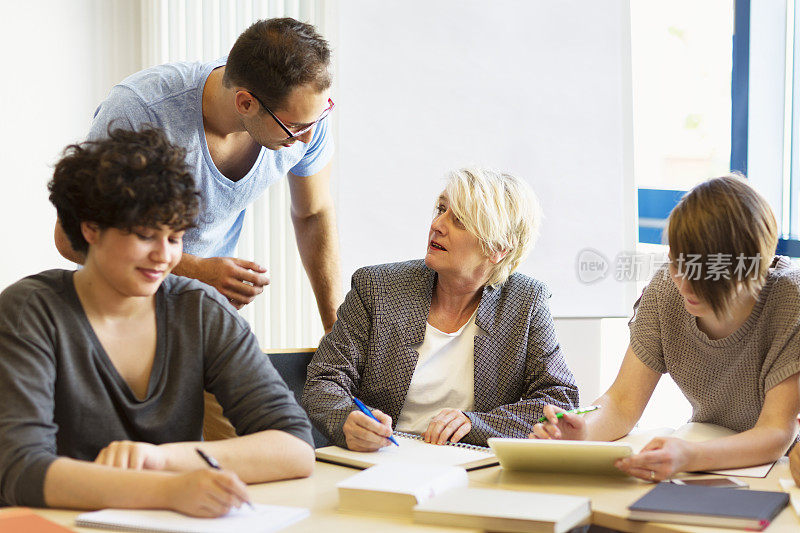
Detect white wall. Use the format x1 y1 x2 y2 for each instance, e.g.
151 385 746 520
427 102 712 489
333 0 637 318
0 2 691 430
556 317 692 430
0 1 142 290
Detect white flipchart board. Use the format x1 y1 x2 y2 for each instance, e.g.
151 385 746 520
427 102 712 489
333 0 636 317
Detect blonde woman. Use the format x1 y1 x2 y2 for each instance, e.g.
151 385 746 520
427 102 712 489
302 167 579 451
533 175 800 481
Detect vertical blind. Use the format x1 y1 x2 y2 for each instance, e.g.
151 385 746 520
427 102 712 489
140 0 330 349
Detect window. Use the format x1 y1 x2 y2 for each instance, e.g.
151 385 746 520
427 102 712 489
628 1 736 430
744 0 800 257
631 0 735 246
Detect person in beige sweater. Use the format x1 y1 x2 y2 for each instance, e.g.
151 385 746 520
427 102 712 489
533 175 800 482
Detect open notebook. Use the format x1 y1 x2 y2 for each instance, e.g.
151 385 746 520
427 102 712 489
75 504 309 533
618 423 776 478
316 431 498 470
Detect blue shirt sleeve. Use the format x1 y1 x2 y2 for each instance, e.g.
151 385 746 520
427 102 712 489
289 115 335 177
87 85 159 141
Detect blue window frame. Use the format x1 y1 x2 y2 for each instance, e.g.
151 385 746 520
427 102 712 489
640 0 800 257
734 0 800 257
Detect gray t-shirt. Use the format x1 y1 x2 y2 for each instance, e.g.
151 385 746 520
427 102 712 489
87 58 335 258
630 257 800 432
0 270 313 507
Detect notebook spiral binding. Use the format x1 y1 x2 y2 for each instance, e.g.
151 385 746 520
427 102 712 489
393 431 492 452
76 521 155 532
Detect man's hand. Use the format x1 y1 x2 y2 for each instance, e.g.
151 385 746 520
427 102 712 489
342 409 394 452
423 409 471 445
178 256 269 309
54 219 86 264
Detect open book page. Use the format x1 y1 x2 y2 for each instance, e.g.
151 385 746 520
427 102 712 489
671 422 736 442
617 423 775 477
316 434 497 470
616 427 674 453
337 463 468 499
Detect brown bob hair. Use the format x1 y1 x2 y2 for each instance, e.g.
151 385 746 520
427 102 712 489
666 174 778 318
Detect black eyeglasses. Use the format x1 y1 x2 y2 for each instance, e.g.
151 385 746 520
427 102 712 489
249 92 335 140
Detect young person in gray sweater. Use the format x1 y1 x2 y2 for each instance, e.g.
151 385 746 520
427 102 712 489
0 128 314 516
532 175 800 481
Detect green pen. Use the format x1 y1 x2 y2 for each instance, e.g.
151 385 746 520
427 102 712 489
536 405 601 423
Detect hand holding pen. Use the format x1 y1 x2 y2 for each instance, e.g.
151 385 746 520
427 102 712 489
530 405 600 441
195 448 255 510
342 397 399 452
536 405 600 424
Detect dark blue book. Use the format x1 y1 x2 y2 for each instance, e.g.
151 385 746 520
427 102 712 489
628 482 789 530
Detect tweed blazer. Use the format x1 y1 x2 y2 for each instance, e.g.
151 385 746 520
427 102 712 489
301 259 579 447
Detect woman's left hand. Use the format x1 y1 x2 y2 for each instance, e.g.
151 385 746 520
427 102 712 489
615 437 695 481
94 440 168 470
423 409 472 445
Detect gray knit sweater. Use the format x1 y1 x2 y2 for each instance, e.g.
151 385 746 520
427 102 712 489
630 257 800 432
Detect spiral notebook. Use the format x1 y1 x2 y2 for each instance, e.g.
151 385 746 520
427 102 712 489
75 504 309 533
315 431 498 470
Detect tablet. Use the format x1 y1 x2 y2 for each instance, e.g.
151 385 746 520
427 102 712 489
487 438 633 476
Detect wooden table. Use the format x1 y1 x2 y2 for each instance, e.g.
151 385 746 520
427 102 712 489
13 459 800 532
470 457 800 532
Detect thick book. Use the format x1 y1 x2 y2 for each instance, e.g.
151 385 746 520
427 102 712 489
628 482 789 530
413 487 591 533
316 431 498 470
337 462 468 517
75 504 310 533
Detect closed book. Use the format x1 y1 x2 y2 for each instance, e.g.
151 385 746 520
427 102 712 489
413 487 591 533
0 509 74 532
337 462 468 517
628 482 789 530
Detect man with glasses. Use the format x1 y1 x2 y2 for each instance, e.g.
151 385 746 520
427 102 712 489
54 18 341 330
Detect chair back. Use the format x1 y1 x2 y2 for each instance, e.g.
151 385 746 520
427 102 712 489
267 350 328 448
202 349 328 448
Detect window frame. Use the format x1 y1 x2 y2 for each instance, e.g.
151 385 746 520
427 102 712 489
735 0 800 257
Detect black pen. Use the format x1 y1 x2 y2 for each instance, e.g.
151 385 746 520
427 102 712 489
195 448 254 510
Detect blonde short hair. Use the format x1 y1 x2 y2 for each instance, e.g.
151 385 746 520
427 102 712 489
443 167 541 286
666 174 778 318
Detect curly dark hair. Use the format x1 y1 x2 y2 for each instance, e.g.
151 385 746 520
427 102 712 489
48 127 200 254
223 18 332 110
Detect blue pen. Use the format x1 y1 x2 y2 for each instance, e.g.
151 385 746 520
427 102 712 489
352 396 399 446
